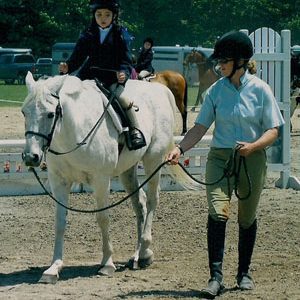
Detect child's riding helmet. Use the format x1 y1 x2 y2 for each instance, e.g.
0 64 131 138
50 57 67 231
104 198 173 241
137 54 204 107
89 0 119 14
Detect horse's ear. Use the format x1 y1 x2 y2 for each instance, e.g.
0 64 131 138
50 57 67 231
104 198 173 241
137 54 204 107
25 71 36 93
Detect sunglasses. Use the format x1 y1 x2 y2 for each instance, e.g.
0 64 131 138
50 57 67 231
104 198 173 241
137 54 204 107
217 58 234 64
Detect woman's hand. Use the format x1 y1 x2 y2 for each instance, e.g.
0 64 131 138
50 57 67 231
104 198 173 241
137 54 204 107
236 142 255 157
117 71 126 83
166 147 181 165
237 127 279 157
59 62 68 74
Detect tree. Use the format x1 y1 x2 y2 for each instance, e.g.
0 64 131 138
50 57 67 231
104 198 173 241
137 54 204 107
1 0 300 58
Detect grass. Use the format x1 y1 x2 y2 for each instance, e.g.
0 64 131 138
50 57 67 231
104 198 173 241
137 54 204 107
0 81 27 107
0 80 200 108
187 86 199 107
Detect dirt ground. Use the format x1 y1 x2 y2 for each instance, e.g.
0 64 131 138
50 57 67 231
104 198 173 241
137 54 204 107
0 106 299 300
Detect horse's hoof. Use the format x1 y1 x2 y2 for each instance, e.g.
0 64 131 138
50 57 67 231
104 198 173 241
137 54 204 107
98 265 116 276
127 258 139 270
127 255 154 270
138 256 154 268
38 273 59 284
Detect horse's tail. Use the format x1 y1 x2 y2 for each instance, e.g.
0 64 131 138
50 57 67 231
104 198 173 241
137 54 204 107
164 163 202 191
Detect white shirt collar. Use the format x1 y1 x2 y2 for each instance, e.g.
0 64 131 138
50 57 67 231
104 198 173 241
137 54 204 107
99 25 112 43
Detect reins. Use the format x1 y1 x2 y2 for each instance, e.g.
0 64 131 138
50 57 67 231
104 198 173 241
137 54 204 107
29 160 169 214
30 145 251 214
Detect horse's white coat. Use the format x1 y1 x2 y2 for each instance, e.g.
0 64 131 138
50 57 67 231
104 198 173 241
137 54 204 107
22 72 199 283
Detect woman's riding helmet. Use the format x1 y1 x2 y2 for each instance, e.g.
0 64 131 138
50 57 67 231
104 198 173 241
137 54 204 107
89 0 119 14
210 31 253 61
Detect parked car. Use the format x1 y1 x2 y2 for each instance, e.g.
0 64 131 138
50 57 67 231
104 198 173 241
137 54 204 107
33 57 52 79
0 53 36 84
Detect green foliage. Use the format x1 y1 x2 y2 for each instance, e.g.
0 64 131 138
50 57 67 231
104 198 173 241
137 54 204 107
1 0 300 57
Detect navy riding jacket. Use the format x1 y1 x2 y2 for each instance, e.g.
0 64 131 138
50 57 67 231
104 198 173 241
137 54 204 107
135 48 154 73
66 22 132 87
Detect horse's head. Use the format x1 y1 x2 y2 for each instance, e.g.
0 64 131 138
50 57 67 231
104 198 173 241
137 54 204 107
184 50 206 66
22 72 65 167
291 75 300 90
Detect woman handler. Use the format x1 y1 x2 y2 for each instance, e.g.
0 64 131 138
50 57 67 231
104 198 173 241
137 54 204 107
167 31 285 298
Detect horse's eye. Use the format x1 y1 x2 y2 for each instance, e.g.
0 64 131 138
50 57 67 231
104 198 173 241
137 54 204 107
48 112 55 118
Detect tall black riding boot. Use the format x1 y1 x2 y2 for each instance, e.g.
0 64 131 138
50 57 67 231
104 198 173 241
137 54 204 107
124 107 146 150
201 216 226 299
236 219 257 290
110 84 146 151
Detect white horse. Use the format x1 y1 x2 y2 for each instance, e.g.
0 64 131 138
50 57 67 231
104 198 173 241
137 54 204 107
22 72 199 283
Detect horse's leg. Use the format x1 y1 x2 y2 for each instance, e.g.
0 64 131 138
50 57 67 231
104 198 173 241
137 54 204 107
93 177 116 276
137 155 163 267
39 178 71 284
120 165 147 269
181 110 188 135
181 78 188 135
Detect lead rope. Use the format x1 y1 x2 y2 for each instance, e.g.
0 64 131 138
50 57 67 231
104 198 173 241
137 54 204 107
29 146 251 214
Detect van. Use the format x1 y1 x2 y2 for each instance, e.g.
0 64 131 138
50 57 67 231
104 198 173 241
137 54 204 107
52 43 76 76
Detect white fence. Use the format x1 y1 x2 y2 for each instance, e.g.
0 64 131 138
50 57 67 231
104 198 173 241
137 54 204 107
1 132 299 197
0 137 212 196
241 28 299 190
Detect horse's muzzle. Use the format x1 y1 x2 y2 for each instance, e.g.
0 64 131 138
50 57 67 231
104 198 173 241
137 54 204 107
22 152 42 167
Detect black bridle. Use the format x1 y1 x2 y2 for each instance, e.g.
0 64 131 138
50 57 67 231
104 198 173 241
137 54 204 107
24 81 116 156
24 93 62 153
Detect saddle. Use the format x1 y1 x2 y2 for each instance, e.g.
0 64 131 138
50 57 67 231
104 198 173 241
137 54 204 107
94 78 130 129
140 73 156 81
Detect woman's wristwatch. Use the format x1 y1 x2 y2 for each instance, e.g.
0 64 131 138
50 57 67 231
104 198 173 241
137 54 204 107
176 144 184 155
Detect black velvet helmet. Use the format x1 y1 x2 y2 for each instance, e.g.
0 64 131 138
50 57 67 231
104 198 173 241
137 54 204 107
143 37 154 47
210 31 253 61
89 0 119 14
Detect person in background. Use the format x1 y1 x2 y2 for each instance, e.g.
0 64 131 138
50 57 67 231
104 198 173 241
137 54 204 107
135 37 154 79
59 0 146 150
167 31 284 298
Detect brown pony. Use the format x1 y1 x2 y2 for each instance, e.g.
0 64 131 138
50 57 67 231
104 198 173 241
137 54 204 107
145 70 188 135
184 49 220 110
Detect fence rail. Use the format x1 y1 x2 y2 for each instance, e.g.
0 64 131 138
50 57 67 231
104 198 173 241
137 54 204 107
1 134 299 197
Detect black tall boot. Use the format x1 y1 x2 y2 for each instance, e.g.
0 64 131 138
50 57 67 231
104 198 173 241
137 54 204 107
236 219 257 290
201 216 226 299
110 84 146 151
